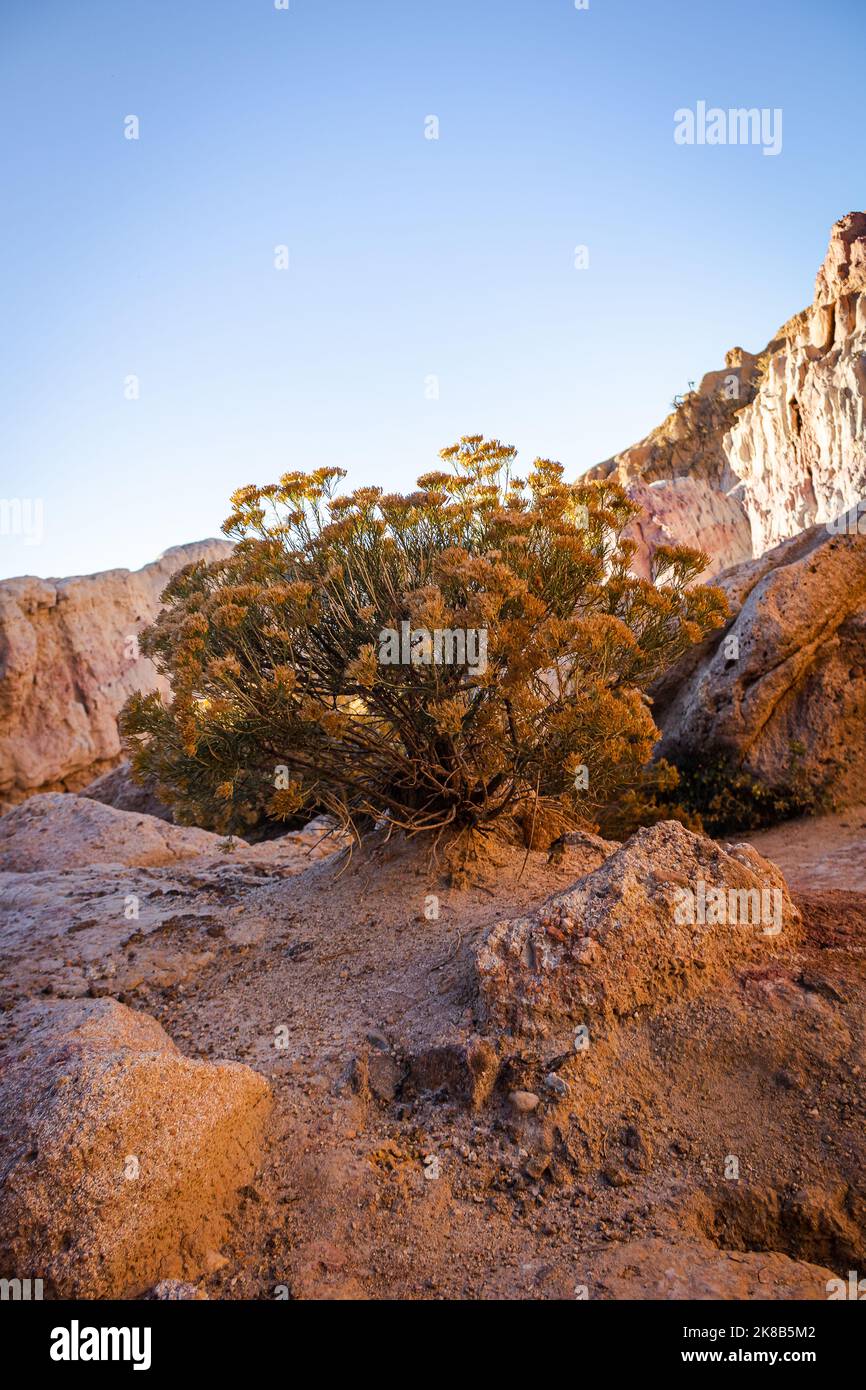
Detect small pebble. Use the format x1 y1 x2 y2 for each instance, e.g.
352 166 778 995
508 1090 540 1114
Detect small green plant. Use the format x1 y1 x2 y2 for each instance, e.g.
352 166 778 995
645 752 827 837
121 437 728 850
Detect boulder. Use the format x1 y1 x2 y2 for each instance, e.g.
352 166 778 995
81 760 172 821
0 997 271 1298
0 793 232 871
652 518 866 807
0 539 233 812
475 821 800 1041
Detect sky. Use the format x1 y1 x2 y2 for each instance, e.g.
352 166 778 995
1 0 863 580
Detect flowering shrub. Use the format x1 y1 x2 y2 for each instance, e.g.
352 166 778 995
121 436 728 846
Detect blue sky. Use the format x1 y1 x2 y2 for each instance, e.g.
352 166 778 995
1 0 863 579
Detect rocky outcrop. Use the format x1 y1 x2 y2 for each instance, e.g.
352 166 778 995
623 476 752 580
0 540 232 812
0 793 232 871
0 996 271 1298
652 516 866 807
81 759 172 820
0 798 347 1005
588 1237 839 1301
589 212 866 566
0 792 346 874
475 821 800 1042
725 212 866 554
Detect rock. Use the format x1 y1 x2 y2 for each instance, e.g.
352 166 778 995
476 821 800 1041
602 1164 633 1188
623 476 752 581
406 1037 501 1109
508 1090 540 1114
0 996 271 1298
0 540 233 812
81 760 173 821
338 1050 407 1104
0 793 235 871
725 225 866 554
589 1237 840 1300
588 212 866 566
144 1281 208 1300
544 1073 570 1097
366 1052 405 1102
653 519 866 807
546 827 619 870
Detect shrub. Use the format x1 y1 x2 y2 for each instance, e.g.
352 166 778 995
661 753 827 837
596 757 704 840
120 436 728 847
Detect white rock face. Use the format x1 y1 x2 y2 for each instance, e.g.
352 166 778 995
0 540 232 810
723 212 866 554
590 211 866 567
624 477 752 580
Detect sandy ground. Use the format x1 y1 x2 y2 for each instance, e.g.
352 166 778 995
744 805 866 892
3 812 865 1299
144 826 866 1300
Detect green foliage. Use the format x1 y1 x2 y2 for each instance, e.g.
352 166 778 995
669 755 826 837
120 437 729 844
604 746 827 840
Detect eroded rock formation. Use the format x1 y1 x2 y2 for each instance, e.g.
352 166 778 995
590 212 866 568
652 516 866 807
0 539 232 811
476 821 800 1042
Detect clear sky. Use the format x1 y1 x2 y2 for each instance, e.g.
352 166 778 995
1 0 863 580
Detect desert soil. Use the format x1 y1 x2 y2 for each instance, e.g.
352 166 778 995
2 810 864 1300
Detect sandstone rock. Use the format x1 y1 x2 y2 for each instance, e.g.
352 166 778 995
508 1090 540 1114
81 760 172 821
476 821 800 1041
622 476 752 580
0 799 348 1008
0 540 233 811
588 211 866 565
653 519 866 806
588 1237 839 1300
0 793 233 871
0 996 271 1298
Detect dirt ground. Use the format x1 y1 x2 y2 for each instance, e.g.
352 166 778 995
118 821 866 1301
